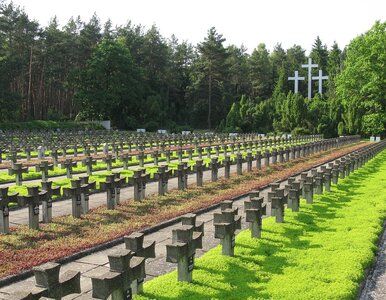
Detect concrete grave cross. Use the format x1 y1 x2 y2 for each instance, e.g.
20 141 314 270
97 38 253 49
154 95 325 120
82 156 97 176
130 169 149 201
209 157 221 182
236 153 244 175
100 174 118 209
29 262 81 300
255 150 262 170
36 160 54 182
151 150 160 166
40 181 61 223
124 232 156 294
79 175 96 214
214 208 242 256
287 181 301 212
303 175 314 204
8 163 29 186
50 149 59 167
119 153 133 170
63 179 83 218
271 187 285 223
136 151 147 167
61 158 77 179
113 172 126 205
193 159 206 187
91 249 145 300
103 154 116 172
244 193 266 239
246 151 253 172
223 155 231 179
0 187 18 234
174 162 190 190
154 165 172 196
6 148 18 166
181 213 204 234
166 225 203 282
17 186 47 230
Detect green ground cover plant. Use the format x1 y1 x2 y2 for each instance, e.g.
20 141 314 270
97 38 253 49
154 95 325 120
136 149 386 300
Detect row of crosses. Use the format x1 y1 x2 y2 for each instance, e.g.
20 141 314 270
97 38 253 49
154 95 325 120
288 58 328 97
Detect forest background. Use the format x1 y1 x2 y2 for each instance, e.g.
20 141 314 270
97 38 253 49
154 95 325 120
0 1 385 136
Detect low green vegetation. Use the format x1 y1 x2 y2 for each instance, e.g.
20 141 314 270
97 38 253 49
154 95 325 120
136 150 386 299
0 120 104 130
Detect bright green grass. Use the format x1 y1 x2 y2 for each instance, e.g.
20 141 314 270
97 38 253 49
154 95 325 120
135 149 386 300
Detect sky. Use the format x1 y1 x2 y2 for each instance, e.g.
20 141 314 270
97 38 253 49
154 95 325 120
9 0 386 53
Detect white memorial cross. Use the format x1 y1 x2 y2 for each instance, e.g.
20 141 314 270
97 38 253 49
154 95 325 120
288 71 305 93
312 69 329 95
302 58 318 98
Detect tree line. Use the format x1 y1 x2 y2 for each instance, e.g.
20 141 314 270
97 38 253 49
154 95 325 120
0 1 384 136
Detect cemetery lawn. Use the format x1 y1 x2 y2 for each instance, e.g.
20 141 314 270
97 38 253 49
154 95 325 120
136 149 386 300
0 143 368 279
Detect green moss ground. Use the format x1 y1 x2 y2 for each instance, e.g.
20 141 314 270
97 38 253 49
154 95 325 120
136 149 386 300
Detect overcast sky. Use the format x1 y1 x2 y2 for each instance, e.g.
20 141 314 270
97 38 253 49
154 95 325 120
10 0 386 53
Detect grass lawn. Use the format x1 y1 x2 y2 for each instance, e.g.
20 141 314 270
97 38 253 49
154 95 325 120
136 149 386 300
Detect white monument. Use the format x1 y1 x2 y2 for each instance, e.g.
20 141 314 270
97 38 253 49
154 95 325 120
312 70 329 95
288 71 305 93
302 58 318 98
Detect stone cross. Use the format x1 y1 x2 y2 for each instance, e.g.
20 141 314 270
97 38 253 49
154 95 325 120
214 207 241 256
246 151 253 172
312 69 329 95
0 187 18 234
264 150 270 167
124 232 156 294
302 57 318 98
174 162 190 190
119 153 132 170
130 170 149 201
255 151 262 170
303 176 314 204
166 225 203 282
151 150 160 166
8 163 28 186
23 262 81 299
154 165 171 196
288 70 305 93
103 154 116 172
50 149 59 167
315 171 324 194
209 157 221 182
244 192 266 238
61 158 77 179
113 172 126 205
137 151 147 167
223 156 231 179
193 159 205 187
100 174 118 209
40 181 60 223
64 179 83 218
181 213 204 234
287 181 301 212
79 175 96 214
236 153 243 175
82 156 97 175
17 186 47 230
36 160 54 182
271 188 285 223
91 249 145 300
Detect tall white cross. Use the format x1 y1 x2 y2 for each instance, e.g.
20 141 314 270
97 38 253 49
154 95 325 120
312 70 329 95
302 57 318 98
288 71 305 93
